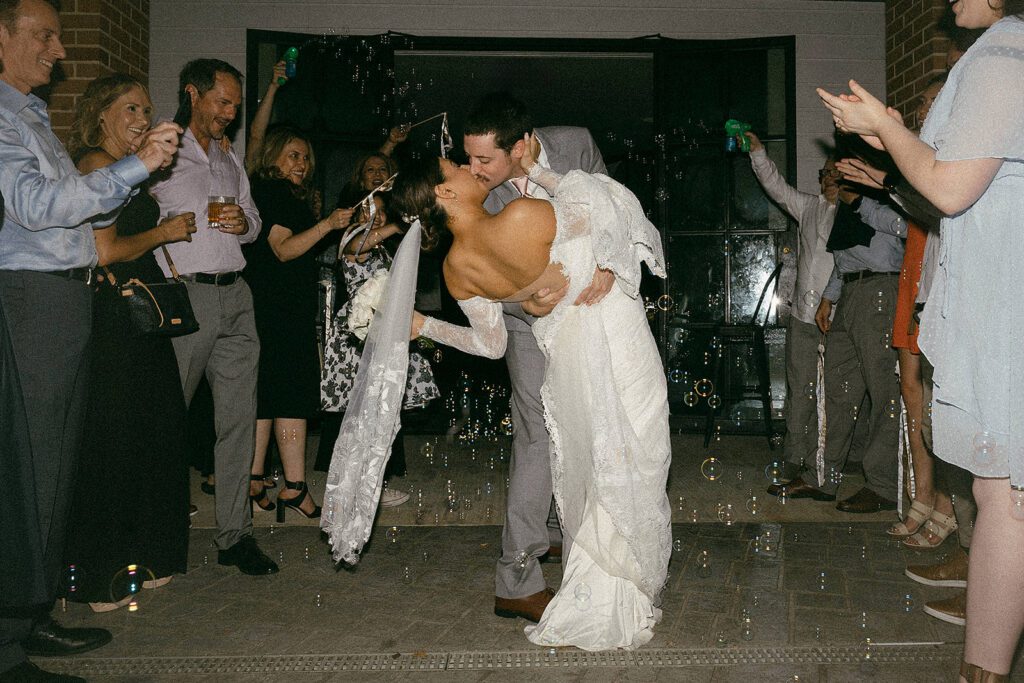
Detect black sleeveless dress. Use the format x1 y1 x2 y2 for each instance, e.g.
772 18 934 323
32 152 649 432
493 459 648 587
63 188 190 601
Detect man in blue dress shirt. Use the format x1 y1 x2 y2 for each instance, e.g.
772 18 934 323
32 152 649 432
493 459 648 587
0 1 179 679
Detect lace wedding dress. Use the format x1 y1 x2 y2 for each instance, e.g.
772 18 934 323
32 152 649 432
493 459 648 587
419 167 673 650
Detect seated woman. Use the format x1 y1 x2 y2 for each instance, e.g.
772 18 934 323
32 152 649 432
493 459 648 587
324 135 672 651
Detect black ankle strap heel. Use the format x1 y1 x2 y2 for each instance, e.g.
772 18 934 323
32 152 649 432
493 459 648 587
276 480 322 523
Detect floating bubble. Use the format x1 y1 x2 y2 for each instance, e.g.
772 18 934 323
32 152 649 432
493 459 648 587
420 442 434 458
708 394 722 409
717 503 736 526
677 495 687 511
973 431 998 467
385 526 400 544
689 509 700 523
740 616 754 641
63 564 83 597
818 571 827 591
805 382 817 401
314 592 323 608
697 550 711 578
715 631 728 647
573 582 592 612
110 564 153 611
902 593 914 612
668 368 684 383
1011 488 1024 520
673 539 683 552
701 457 723 481
746 496 761 516
765 459 788 485
695 378 714 397
802 289 820 307
513 550 529 571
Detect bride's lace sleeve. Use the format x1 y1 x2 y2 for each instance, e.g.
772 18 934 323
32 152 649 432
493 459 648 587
526 163 564 195
420 297 507 359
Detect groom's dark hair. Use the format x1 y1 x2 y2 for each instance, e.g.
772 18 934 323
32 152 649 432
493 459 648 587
464 92 533 153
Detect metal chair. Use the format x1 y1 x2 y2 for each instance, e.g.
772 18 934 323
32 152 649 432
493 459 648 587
703 262 784 449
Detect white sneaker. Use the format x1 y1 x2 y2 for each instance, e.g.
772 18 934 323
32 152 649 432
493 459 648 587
380 488 410 507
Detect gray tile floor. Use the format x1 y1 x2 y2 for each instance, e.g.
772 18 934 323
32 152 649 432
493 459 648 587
42 520 981 682
37 434 1019 681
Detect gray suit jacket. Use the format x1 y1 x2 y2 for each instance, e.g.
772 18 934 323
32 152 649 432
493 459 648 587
486 126 607 330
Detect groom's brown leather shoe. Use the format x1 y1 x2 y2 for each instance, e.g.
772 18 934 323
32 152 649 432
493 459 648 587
836 487 897 513
494 587 555 623
766 476 836 502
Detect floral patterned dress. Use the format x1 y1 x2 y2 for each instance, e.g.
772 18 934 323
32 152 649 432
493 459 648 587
320 247 439 411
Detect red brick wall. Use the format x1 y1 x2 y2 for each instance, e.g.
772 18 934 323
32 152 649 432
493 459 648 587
886 0 949 123
51 0 150 143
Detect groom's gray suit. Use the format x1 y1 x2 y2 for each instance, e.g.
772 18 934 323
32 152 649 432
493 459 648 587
487 126 606 600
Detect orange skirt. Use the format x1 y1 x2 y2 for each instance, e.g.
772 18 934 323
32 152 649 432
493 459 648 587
892 221 927 353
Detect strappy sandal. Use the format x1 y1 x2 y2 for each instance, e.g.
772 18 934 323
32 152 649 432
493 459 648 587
961 661 1009 682
903 509 957 550
250 474 276 512
276 479 322 522
887 499 933 537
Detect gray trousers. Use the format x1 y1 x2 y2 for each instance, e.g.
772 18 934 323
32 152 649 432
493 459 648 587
172 279 259 550
782 318 823 471
820 275 900 500
496 323 567 599
0 271 92 672
920 354 976 548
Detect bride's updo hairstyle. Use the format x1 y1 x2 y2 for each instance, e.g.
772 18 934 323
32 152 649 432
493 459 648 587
391 156 450 252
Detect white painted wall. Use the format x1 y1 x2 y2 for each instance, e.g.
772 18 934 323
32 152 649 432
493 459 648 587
150 0 885 193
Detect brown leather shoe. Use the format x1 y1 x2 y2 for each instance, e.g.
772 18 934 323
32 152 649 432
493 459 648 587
905 545 968 587
766 476 836 502
540 544 562 564
836 487 897 513
494 587 555 622
923 590 966 626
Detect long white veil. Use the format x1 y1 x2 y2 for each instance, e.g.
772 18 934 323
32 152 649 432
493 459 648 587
320 221 422 564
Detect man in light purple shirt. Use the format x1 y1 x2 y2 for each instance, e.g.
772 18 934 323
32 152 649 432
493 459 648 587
150 58 277 576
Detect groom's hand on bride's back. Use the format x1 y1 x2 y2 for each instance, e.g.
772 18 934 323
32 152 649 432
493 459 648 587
574 267 615 307
523 281 570 318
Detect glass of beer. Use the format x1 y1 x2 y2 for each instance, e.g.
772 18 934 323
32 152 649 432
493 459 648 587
208 195 235 229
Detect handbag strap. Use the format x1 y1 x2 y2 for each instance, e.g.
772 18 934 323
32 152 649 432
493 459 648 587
103 246 181 286
161 246 182 280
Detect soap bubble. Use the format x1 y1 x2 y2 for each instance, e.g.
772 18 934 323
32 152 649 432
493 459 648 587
683 392 699 408
701 457 723 481
110 564 154 611
764 460 785 485
973 431 998 468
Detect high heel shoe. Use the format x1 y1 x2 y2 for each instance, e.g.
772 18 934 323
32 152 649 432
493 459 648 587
276 479 321 522
250 474 276 512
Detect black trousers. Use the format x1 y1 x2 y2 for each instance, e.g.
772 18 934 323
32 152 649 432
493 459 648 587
0 271 91 672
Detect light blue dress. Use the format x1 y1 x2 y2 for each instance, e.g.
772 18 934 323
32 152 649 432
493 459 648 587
917 16 1024 485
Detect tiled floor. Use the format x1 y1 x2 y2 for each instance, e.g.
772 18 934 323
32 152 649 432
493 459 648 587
37 435 1006 681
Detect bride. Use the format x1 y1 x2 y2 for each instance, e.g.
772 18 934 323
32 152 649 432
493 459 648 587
393 136 672 650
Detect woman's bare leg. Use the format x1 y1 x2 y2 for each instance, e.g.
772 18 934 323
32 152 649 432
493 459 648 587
960 476 1024 678
899 348 935 531
274 418 317 514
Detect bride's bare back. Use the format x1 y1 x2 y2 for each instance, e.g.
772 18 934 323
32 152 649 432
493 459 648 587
443 197 566 302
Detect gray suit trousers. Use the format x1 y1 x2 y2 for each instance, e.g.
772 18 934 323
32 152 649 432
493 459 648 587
172 279 259 550
496 323 566 599
782 318 823 470
820 275 900 500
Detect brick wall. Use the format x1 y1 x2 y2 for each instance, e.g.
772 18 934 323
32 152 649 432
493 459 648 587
50 0 150 143
886 0 949 122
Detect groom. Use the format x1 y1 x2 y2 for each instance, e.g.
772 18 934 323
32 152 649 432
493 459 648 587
463 92 611 622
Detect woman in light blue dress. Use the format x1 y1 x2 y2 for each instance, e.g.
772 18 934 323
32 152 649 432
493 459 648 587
819 1 1024 679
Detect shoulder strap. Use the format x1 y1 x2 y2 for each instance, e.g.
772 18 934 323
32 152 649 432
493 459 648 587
160 246 181 280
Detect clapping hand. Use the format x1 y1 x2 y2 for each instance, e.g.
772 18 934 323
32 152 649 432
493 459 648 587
817 80 905 151
835 158 886 190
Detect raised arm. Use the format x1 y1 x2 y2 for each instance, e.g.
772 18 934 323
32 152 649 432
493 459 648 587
245 61 286 173
745 132 815 219
415 298 507 360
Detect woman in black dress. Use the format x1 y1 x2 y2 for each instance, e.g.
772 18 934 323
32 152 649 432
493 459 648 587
244 126 354 520
63 74 197 611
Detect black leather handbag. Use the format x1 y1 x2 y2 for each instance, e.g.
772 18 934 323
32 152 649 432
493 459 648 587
104 246 199 337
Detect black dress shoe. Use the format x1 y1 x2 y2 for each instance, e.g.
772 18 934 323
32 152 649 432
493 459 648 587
765 476 836 502
200 481 215 495
23 618 112 657
539 544 562 564
0 662 84 682
217 535 279 575
836 487 898 513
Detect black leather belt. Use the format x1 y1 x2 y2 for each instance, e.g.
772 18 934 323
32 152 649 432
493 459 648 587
189 271 242 286
841 270 898 284
42 267 96 285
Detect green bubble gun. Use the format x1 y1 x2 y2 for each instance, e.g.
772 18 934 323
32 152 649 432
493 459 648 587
724 119 752 153
279 46 298 85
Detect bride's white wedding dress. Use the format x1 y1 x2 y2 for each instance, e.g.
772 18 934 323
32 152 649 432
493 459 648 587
419 166 672 651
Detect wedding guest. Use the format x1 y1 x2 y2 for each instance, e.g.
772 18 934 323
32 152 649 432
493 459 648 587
60 74 197 611
150 58 277 575
244 126 354 520
820 2 1024 676
0 0 180 676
